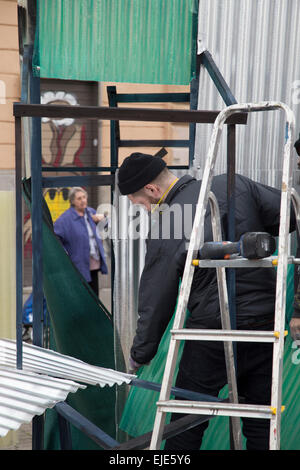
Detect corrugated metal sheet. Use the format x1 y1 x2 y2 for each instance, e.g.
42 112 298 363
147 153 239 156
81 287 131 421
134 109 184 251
36 0 198 84
112 182 148 373
192 0 300 449
0 339 135 387
0 366 86 437
0 339 135 438
194 0 300 189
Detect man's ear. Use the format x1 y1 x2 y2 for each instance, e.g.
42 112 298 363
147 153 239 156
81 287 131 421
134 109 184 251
144 183 161 196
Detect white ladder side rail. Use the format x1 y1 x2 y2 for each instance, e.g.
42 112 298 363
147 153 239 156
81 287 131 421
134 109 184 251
149 101 295 451
291 188 300 234
149 109 226 450
208 191 242 449
269 103 295 450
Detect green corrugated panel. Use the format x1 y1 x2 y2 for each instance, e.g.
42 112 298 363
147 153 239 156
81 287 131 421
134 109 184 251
22 179 118 449
35 0 197 84
121 265 300 449
200 264 300 450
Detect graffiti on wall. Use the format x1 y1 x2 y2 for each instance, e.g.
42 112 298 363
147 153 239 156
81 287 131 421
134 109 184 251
24 91 87 268
41 91 86 170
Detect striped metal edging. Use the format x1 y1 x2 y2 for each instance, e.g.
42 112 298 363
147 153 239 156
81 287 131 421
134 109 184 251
0 366 86 438
0 338 136 439
0 339 135 388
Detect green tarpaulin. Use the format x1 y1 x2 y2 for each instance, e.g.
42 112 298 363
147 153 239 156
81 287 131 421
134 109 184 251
23 177 300 449
120 263 300 450
34 0 198 84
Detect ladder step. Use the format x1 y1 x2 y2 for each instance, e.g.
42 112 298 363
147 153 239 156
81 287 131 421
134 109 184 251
193 255 300 268
156 400 277 419
170 329 283 343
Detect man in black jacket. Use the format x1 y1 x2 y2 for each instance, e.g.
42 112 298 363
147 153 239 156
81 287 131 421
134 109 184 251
118 152 297 450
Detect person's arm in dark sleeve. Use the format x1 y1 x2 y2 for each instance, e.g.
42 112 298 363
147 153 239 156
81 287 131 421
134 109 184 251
291 279 300 340
249 177 300 331
250 177 296 235
293 280 300 318
130 239 183 366
291 232 300 335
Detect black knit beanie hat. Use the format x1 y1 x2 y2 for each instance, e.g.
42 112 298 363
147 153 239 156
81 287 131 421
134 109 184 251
118 152 166 195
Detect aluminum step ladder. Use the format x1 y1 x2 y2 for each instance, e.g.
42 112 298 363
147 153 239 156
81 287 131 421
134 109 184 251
149 101 296 451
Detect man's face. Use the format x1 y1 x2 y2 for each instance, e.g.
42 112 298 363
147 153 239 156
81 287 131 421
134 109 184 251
128 190 159 212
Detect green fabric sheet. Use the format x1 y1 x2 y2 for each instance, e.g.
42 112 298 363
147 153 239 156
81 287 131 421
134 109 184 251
120 264 300 450
22 179 118 450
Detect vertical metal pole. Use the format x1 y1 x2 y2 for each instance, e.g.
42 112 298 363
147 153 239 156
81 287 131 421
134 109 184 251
270 110 295 449
29 59 44 452
189 55 200 165
209 192 242 449
107 86 119 169
30 72 43 348
227 123 237 450
27 0 44 450
57 413 73 450
15 116 23 369
226 124 237 331
189 0 199 164
107 86 119 320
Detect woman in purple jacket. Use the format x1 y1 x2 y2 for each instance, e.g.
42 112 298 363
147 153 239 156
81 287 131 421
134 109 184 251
54 187 108 295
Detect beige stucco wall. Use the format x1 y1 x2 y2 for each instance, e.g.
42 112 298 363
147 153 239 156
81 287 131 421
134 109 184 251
0 0 20 170
100 81 190 168
0 0 19 341
0 2 20 448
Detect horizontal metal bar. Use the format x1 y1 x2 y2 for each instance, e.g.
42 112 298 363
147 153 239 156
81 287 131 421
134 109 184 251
112 414 213 450
167 166 189 170
131 378 222 403
113 92 190 103
42 165 189 173
194 256 300 268
13 103 248 124
118 139 190 147
42 175 114 188
157 400 274 419
42 166 117 173
194 255 297 268
170 329 278 343
55 402 119 450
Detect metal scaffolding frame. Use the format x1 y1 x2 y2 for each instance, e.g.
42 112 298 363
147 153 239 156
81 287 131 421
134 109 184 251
14 37 248 448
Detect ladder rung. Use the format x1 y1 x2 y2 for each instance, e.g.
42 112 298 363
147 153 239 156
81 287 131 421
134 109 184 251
193 255 298 268
156 400 276 419
170 329 282 343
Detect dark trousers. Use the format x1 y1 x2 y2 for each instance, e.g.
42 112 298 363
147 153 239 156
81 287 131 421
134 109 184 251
88 270 99 295
164 321 274 451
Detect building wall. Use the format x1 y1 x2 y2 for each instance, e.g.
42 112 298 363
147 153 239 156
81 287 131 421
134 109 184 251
0 0 20 170
0 1 191 318
0 0 20 346
195 0 300 190
0 0 20 449
99 81 190 169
